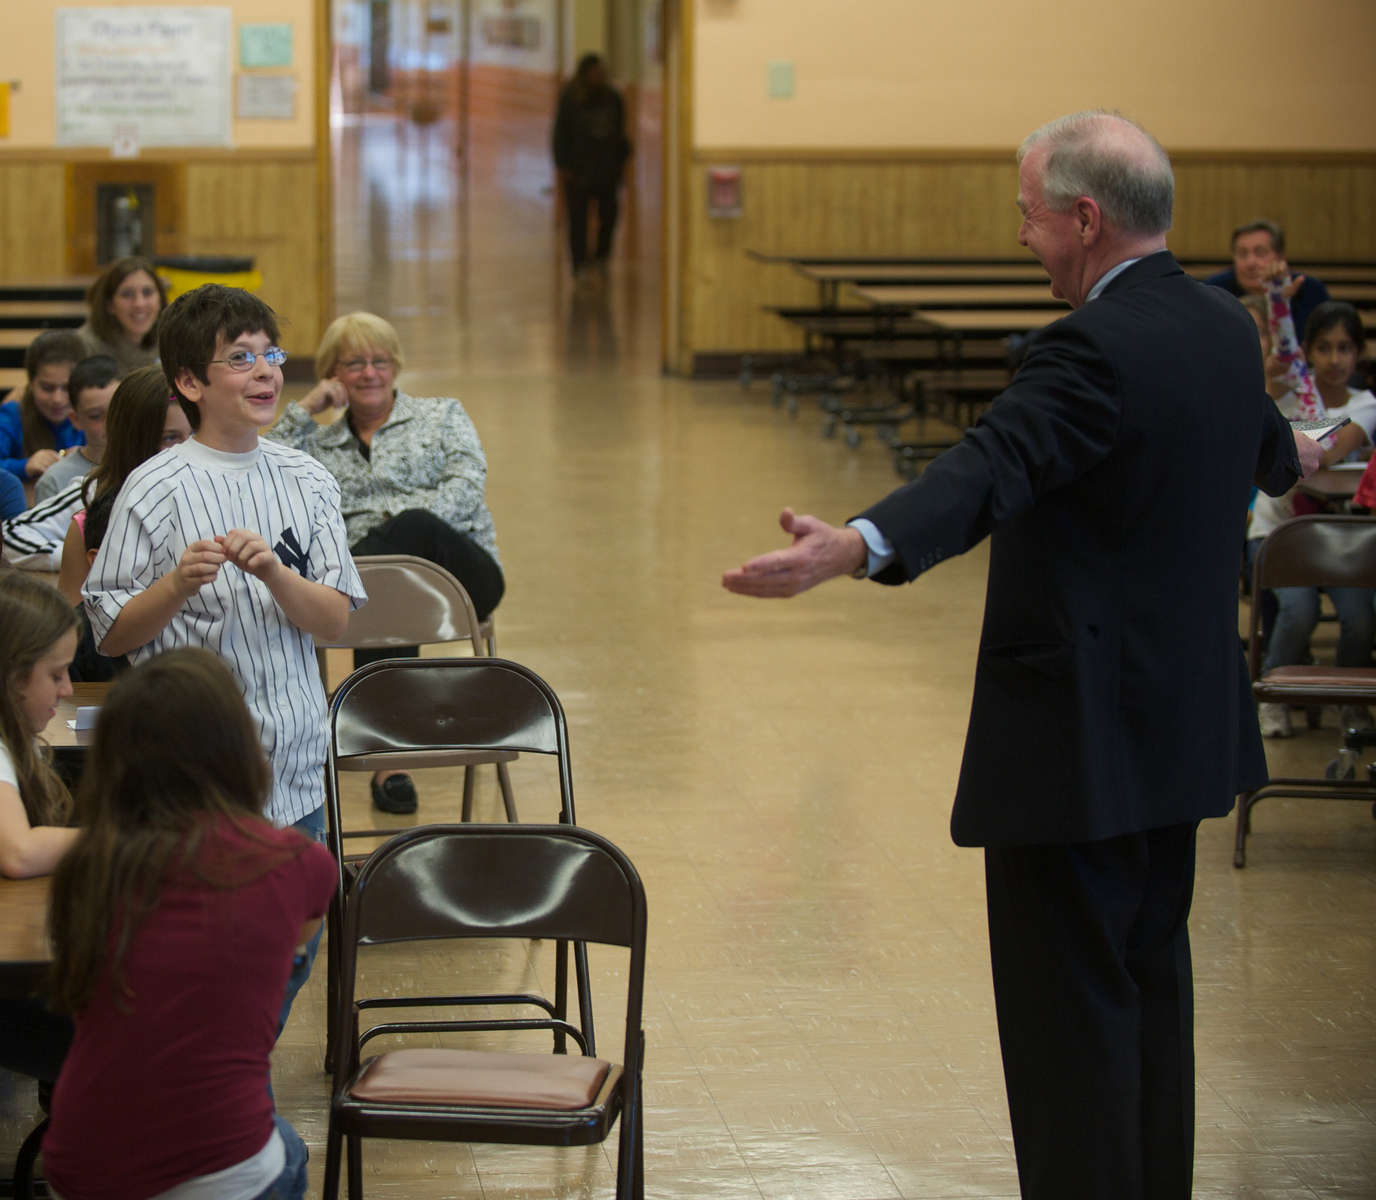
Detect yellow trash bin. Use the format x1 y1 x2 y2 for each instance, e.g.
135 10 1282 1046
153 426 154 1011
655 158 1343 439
154 255 262 302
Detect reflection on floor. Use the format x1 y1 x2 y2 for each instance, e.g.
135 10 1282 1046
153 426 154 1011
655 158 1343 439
4 115 1374 1199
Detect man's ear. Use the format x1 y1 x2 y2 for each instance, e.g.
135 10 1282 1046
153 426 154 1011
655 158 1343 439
1075 196 1103 244
86 548 98 567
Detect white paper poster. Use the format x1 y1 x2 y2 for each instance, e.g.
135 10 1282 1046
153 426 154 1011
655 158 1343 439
56 7 232 148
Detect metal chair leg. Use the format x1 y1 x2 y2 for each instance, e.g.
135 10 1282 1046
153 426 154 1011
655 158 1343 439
13 1116 48 1200
347 1132 363 1199
1234 791 1253 868
497 761 518 821
322 1122 343 1199
461 765 475 822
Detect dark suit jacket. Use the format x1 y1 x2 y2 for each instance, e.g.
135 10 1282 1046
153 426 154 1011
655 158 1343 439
859 252 1300 848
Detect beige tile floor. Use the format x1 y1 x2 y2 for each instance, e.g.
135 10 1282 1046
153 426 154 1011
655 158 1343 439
4 115 1375 1197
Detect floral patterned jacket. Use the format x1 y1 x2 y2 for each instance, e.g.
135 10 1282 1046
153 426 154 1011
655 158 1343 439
267 390 499 562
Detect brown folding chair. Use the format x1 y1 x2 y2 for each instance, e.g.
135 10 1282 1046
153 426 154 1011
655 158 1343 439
1235 514 1376 867
323 657 588 1071
317 554 512 822
322 823 646 1200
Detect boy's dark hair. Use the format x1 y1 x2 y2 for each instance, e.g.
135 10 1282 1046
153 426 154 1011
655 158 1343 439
67 356 121 410
1230 219 1285 255
157 285 281 430
1303 300 1365 355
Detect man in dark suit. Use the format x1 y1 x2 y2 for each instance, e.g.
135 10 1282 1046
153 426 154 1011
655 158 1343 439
723 111 1319 1199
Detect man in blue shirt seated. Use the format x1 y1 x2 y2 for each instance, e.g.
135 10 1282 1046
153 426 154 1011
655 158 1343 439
1206 218 1330 337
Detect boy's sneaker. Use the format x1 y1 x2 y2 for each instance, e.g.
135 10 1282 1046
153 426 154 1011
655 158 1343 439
1339 705 1374 732
1258 702 1293 738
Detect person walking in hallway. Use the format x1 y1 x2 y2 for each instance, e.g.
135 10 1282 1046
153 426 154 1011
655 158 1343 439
723 110 1320 1199
553 53 632 292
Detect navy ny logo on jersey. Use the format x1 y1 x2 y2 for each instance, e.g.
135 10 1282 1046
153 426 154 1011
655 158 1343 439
274 526 309 574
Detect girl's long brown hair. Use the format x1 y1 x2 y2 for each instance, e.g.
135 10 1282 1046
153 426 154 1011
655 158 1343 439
19 330 85 455
0 574 75 827
47 648 301 1014
81 365 176 508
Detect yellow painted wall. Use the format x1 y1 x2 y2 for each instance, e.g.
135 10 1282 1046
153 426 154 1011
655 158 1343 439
692 0 1376 152
1 0 316 150
668 0 1376 369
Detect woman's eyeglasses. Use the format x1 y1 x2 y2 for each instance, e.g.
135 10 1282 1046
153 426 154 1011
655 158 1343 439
336 357 393 375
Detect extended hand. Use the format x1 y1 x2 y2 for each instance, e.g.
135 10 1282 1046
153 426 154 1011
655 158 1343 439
217 530 279 581
721 507 867 598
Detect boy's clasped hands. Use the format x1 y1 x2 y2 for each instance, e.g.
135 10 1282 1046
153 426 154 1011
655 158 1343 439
174 530 279 596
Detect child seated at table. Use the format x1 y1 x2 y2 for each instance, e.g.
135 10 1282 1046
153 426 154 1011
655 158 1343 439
55 364 192 605
0 572 79 878
33 355 119 503
0 330 87 485
2 365 190 576
43 648 335 1200
0 572 79 1102
1249 299 1376 738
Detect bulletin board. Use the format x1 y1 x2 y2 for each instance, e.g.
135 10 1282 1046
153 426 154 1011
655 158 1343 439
55 6 232 147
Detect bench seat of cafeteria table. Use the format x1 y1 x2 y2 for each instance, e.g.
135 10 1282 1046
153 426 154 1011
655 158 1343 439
0 301 86 330
0 278 92 304
0 367 26 399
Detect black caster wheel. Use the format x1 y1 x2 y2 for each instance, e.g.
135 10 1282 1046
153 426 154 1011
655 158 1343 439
845 429 862 448
821 419 836 438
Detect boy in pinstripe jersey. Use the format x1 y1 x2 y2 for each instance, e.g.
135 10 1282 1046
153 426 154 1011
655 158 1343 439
83 286 367 1029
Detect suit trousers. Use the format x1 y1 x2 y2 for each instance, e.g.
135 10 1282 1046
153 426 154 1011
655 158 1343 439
984 822 1198 1200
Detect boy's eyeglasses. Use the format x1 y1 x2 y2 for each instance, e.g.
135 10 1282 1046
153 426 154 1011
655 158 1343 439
209 347 288 371
337 357 393 375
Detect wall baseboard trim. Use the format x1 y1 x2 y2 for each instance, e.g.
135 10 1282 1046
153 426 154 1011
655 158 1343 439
690 351 804 380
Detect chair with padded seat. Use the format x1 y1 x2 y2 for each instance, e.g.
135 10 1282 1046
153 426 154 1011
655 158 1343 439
322 823 646 1200
1236 514 1376 867
316 554 510 822
323 656 588 1070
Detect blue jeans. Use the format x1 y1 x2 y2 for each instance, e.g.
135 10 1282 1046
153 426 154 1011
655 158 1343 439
275 806 326 1041
1263 585 1376 673
248 1113 309 1200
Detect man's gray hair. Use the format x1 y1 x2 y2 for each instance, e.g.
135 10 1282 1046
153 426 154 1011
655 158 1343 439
1018 110 1173 236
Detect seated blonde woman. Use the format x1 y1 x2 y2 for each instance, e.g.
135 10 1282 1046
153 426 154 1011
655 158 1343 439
268 312 503 815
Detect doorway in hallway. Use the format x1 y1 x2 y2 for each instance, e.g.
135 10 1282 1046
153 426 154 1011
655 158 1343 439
327 0 663 374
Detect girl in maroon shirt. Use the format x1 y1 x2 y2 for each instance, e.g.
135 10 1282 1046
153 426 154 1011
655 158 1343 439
43 648 335 1200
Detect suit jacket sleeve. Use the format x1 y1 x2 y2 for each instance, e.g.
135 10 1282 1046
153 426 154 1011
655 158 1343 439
857 320 1120 584
1254 397 1301 497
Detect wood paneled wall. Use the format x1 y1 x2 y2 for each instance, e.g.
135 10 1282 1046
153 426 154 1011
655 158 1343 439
0 154 327 356
678 150 1376 370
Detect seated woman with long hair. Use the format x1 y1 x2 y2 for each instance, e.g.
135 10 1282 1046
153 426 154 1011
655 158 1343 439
43 648 335 1200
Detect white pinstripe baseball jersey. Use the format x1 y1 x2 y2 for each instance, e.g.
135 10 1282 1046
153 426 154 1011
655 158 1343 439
84 437 368 826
